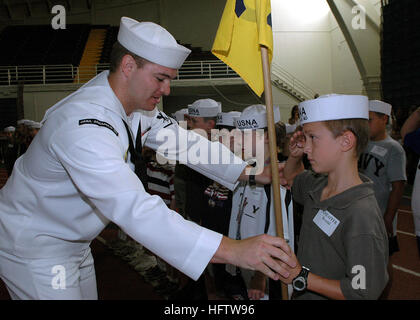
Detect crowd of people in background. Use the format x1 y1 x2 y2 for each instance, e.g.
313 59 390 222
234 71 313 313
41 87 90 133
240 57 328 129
0 99 419 301
87 96 418 300
0 119 42 177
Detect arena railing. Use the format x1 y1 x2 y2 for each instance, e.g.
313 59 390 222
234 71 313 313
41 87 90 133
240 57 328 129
0 61 316 102
0 60 240 86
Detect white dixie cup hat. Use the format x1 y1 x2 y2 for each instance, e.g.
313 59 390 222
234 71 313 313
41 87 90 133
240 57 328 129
30 122 42 129
235 104 281 130
369 100 392 116
216 111 241 127
4 126 15 133
298 94 369 125
117 17 191 69
188 99 222 118
173 108 189 122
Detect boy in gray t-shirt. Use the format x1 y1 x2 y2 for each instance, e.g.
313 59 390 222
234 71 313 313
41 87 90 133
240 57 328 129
283 94 389 300
359 100 406 255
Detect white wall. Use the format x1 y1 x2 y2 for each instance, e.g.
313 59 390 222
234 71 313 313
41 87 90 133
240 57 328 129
23 87 77 121
271 0 370 99
329 14 365 95
272 87 301 123
272 0 333 96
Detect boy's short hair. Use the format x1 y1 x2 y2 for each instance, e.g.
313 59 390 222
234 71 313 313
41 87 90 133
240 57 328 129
323 118 369 158
109 41 149 73
372 111 390 124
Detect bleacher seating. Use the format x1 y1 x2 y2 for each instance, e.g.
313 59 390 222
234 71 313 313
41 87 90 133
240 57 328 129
0 23 219 85
99 26 119 64
0 24 90 84
0 24 90 66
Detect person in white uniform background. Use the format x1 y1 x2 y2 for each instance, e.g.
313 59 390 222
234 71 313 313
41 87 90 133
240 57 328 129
0 17 296 300
227 105 294 300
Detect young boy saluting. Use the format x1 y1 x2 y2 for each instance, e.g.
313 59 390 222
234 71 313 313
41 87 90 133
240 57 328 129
282 94 389 300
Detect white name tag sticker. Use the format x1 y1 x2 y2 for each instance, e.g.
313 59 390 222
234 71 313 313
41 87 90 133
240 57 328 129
370 145 388 157
313 210 340 237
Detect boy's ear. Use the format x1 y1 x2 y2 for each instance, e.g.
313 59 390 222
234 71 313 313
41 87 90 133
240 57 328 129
340 130 356 153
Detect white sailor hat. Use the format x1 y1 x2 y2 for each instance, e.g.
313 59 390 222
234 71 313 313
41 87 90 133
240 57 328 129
298 94 369 125
369 100 392 116
173 108 188 122
235 105 281 130
30 122 42 129
24 120 35 126
17 119 28 125
188 99 222 118
117 17 191 69
4 126 15 133
216 111 241 127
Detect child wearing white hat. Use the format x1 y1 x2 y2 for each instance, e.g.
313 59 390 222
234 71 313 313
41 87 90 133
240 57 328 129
202 110 244 299
359 100 406 260
171 98 223 300
4 126 15 133
187 99 222 137
283 94 389 300
227 104 293 300
172 108 189 123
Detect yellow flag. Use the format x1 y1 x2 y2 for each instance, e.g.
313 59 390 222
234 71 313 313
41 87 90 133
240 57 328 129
212 0 273 97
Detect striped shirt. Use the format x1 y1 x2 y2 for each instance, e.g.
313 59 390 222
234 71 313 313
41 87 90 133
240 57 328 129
146 161 175 207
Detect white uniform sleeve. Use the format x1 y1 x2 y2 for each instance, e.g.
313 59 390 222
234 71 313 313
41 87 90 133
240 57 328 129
141 111 247 191
52 127 222 280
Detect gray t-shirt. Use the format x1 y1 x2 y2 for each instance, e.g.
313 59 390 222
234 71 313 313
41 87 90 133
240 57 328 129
359 136 407 234
292 171 389 300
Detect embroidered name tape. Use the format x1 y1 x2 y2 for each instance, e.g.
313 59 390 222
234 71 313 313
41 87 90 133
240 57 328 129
79 119 119 136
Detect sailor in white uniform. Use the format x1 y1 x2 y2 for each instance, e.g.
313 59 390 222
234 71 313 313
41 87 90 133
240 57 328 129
227 105 294 300
0 17 295 299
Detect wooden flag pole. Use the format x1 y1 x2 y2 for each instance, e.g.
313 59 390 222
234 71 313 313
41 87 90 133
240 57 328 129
260 45 289 300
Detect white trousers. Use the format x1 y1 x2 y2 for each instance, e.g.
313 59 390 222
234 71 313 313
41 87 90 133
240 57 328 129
412 160 420 237
0 247 97 300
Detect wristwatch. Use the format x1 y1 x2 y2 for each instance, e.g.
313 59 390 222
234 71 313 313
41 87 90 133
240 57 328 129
249 174 256 186
292 266 310 292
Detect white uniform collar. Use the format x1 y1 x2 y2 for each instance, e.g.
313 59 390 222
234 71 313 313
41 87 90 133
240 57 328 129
83 71 129 122
42 71 129 124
